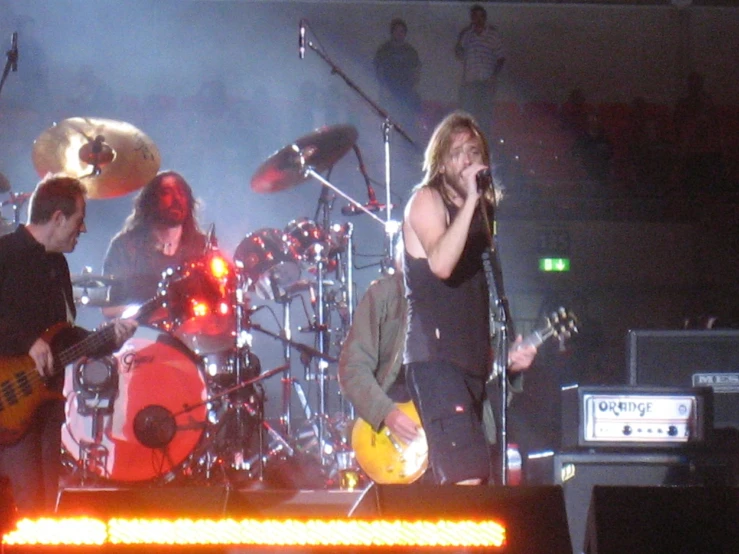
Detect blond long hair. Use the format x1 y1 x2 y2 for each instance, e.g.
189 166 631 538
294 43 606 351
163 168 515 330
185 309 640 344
417 111 501 204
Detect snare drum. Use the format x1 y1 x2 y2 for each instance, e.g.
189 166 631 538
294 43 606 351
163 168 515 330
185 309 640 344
202 348 261 389
62 326 208 483
157 252 236 354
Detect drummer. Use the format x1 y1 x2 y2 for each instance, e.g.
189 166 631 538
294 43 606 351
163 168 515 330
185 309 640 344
101 170 208 320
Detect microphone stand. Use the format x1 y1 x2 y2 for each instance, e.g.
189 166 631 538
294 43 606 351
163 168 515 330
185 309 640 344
478 191 515 486
302 21 411 262
0 32 18 100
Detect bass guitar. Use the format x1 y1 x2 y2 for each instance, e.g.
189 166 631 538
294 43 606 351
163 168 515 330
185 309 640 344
0 298 158 445
350 307 578 484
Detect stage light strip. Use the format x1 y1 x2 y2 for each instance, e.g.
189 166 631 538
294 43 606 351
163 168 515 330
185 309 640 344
2 517 107 546
3 517 506 548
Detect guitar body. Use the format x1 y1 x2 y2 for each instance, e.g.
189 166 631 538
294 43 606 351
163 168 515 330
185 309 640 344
0 354 64 444
0 322 92 445
351 400 428 485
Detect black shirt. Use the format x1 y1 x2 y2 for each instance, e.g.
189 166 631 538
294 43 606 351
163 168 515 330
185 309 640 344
403 200 492 375
0 225 75 357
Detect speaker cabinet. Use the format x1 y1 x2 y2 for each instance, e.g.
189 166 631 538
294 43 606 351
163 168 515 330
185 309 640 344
350 484 572 554
553 451 734 554
584 485 739 554
1 476 16 533
627 329 739 429
56 487 362 518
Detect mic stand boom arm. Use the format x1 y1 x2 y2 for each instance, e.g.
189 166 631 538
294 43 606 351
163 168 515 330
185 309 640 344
479 196 515 486
302 25 413 259
293 146 384 225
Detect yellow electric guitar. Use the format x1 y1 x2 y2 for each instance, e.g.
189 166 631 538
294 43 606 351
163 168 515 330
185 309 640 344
351 307 578 484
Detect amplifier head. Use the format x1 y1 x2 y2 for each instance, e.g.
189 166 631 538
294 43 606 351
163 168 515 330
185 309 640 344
561 385 713 450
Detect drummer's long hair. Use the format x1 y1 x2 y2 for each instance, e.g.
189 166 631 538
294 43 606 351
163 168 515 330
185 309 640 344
416 111 500 205
118 170 202 240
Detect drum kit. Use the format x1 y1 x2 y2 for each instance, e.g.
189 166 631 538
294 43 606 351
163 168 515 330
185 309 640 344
11 116 396 489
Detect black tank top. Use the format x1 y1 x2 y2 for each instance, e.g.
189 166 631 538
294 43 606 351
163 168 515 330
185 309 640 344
403 198 491 375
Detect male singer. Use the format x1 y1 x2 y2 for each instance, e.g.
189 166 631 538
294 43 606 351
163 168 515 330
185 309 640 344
401 111 536 485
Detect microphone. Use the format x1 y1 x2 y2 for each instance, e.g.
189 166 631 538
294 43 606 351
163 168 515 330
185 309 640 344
476 168 493 193
298 19 305 59
206 223 218 250
9 32 18 72
341 202 386 217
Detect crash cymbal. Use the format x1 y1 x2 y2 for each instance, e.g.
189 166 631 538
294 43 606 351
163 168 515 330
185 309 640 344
251 124 358 193
71 273 117 288
32 117 161 199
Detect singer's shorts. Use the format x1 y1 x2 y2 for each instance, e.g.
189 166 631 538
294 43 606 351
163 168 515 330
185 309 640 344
405 360 490 484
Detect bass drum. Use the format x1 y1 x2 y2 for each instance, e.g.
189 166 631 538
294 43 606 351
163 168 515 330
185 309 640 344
62 326 208 483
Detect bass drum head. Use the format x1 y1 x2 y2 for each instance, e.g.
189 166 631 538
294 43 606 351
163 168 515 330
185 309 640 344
62 326 207 483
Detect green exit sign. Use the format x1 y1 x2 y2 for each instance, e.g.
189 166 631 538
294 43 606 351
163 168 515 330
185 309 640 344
539 257 571 272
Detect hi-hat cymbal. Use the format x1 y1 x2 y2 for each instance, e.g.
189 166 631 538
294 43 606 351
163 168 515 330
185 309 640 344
71 273 117 288
32 117 161 199
251 124 358 193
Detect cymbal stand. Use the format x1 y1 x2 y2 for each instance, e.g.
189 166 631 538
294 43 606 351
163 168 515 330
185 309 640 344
232 269 263 480
303 245 330 465
274 291 316 439
326 223 355 418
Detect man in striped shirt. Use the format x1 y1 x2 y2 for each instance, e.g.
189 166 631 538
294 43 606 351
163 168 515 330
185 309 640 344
454 4 506 141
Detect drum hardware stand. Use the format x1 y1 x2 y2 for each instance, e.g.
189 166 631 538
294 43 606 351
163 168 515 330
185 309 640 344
289 147 381 467
181 363 292 483
249 281 320 443
271 288 301 438
250 319 340 465
231 268 262 478
69 356 119 485
0 191 31 229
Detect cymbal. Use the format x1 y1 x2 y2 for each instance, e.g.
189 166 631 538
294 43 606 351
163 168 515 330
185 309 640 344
251 124 358 193
71 273 117 289
32 117 161 199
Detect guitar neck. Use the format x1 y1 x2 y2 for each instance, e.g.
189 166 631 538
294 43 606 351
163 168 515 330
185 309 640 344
56 295 160 367
57 325 116 367
520 327 552 350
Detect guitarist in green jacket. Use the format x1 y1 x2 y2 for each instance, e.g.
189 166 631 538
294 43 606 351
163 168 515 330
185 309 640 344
0 174 136 515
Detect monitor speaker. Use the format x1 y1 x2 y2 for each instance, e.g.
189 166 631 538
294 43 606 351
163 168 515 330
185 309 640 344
56 487 362 518
584 485 739 554
553 451 734 554
350 484 572 554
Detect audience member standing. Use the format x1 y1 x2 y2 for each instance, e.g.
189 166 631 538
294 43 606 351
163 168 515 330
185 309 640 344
672 72 726 195
454 4 506 142
572 111 614 192
373 18 422 132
